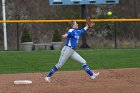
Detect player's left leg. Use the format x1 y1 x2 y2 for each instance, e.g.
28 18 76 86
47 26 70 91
45 46 74 83
71 52 99 79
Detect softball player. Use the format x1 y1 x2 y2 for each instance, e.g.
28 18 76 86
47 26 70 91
45 20 99 83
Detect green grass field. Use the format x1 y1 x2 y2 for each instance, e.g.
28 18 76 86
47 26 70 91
0 49 140 74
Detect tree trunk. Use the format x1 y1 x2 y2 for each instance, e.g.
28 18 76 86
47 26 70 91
80 5 90 48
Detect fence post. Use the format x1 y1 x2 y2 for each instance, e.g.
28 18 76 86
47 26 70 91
114 22 117 49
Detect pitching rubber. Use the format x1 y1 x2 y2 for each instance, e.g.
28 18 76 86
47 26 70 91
14 80 32 85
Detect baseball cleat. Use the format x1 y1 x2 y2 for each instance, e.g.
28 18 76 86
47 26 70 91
45 77 51 83
90 72 100 80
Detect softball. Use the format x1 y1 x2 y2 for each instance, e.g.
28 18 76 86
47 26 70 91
107 11 112 16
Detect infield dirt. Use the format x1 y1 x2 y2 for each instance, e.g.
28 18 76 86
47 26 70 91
0 68 140 93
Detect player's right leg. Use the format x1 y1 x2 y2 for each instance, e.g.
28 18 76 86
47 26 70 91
71 52 99 80
45 46 74 83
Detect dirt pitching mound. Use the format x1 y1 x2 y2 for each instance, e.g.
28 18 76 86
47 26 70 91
0 68 140 93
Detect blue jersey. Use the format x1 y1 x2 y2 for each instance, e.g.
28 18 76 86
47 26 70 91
65 28 86 49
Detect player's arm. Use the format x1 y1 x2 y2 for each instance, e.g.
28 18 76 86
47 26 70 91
62 29 73 38
78 25 89 35
83 25 89 31
62 34 68 38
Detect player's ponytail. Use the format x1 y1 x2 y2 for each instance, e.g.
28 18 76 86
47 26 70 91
66 20 75 30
